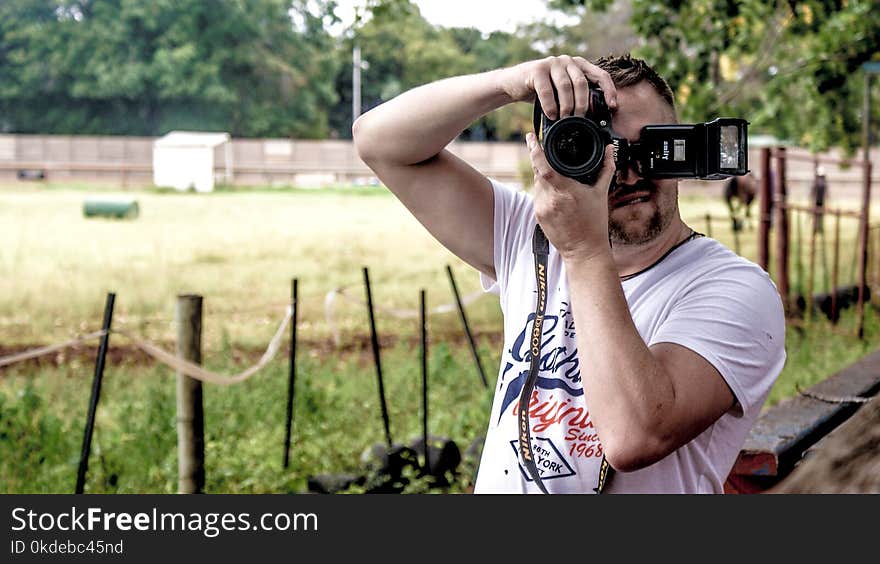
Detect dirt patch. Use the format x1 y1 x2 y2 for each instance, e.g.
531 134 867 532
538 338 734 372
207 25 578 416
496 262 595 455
0 330 504 374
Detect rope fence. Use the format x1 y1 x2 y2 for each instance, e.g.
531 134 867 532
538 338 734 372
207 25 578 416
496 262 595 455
0 293 491 378
0 309 292 385
0 331 107 369
0 264 494 493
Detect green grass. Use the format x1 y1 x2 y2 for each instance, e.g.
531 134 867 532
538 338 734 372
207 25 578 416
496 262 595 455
0 184 495 348
2 183 880 493
1 306 876 494
0 340 499 494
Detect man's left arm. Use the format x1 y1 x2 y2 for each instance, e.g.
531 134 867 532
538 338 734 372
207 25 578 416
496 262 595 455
561 252 741 472
525 133 783 473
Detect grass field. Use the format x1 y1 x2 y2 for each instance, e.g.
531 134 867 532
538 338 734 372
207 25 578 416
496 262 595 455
0 184 499 349
1 184 871 346
1 183 879 493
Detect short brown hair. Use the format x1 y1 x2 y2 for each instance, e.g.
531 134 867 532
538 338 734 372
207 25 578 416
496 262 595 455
594 53 675 112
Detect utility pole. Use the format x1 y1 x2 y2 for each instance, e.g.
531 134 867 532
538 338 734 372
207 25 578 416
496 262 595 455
352 45 362 126
352 44 369 128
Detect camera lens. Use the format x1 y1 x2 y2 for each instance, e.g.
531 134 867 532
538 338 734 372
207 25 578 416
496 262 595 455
544 117 605 179
552 128 592 168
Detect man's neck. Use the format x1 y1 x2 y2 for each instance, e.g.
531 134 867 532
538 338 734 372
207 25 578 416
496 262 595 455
611 216 692 278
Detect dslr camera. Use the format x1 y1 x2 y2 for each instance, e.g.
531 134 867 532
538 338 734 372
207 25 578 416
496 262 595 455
533 83 749 184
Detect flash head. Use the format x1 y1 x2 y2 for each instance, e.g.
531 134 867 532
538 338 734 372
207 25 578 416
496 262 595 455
630 118 749 180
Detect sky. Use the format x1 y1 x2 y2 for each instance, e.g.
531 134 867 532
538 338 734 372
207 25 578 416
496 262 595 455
329 0 579 35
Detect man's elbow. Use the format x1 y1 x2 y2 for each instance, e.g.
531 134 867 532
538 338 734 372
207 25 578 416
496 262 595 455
602 431 671 474
351 114 378 164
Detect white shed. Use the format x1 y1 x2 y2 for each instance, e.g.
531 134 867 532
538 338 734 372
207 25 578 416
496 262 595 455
153 131 233 192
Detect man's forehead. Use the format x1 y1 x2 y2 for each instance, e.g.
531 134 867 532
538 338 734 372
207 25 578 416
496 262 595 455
611 81 677 140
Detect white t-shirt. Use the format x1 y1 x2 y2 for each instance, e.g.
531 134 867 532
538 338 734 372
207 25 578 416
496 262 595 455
475 179 786 494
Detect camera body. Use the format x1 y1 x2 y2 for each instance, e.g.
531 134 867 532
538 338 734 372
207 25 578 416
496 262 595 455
533 83 750 184
533 87 618 185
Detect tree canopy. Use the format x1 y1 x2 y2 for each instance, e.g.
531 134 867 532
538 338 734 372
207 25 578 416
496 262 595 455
551 0 880 153
0 0 339 137
0 0 875 150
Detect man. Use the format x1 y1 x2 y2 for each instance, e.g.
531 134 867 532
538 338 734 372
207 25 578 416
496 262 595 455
353 54 786 493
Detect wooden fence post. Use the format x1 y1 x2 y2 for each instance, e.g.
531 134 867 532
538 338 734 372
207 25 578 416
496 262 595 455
857 161 873 339
859 74 877 339
176 294 205 494
758 147 772 272
775 148 790 310
832 212 841 324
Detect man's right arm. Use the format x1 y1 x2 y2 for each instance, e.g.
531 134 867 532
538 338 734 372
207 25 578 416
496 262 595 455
352 69 511 278
351 56 619 280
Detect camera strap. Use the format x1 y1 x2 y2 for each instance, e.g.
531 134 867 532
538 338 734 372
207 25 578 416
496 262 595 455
519 225 613 494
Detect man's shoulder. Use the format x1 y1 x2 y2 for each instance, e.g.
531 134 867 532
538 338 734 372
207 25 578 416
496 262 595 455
489 177 536 239
490 178 533 205
677 237 779 290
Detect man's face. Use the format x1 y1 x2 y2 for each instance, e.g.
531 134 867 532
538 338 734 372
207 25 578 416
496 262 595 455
606 81 680 246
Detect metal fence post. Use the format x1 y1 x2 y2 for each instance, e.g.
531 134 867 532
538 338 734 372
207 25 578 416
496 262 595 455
75 292 116 494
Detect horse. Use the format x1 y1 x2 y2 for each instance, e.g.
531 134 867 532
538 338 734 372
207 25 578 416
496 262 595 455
724 173 757 232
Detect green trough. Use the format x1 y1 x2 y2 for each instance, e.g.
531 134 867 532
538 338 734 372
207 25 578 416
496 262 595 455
83 197 140 219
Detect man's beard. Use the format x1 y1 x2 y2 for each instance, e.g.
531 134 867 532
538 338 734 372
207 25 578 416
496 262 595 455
608 179 674 246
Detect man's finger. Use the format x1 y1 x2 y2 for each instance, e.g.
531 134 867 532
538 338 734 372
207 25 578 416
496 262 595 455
567 64 589 116
572 57 618 110
550 63 575 118
533 74 557 120
592 144 616 193
526 132 557 188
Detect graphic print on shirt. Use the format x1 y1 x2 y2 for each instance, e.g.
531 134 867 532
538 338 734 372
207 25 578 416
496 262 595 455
498 299 604 483
508 437 576 481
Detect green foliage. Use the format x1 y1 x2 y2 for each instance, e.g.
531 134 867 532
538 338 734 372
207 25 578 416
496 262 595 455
0 341 497 493
0 0 340 137
327 0 541 139
2 305 878 493
1 0 876 148
767 304 880 407
551 0 880 153
0 382 76 492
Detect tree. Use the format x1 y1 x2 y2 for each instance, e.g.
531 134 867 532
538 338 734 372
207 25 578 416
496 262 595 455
329 0 475 138
329 0 542 140
0 0 340 138
550 0 880 153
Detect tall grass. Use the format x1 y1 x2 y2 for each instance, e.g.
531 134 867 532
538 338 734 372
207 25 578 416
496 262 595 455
1 304 876 494
2 184 879 493
0 339 499 494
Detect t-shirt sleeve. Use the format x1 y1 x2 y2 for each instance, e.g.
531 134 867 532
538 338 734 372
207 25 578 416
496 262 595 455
648 264 787 418
479 179 535 304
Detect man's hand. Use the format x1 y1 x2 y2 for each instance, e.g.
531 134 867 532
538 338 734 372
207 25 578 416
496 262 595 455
497 55 618 119
526 132 616 263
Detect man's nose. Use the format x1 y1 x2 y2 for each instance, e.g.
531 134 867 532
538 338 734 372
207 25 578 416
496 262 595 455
614 159 643 186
